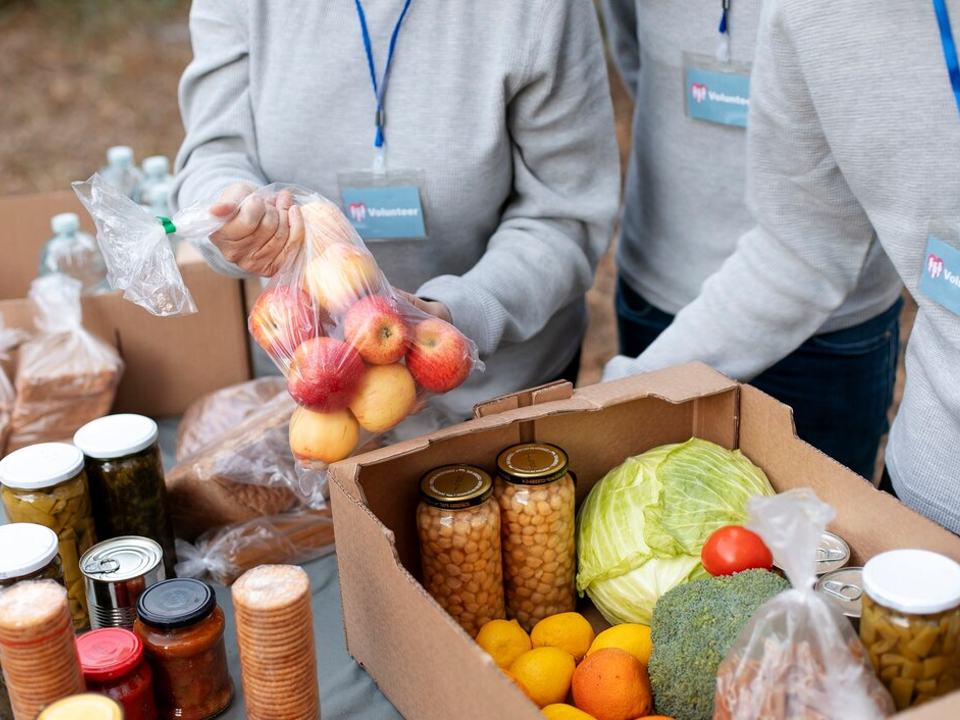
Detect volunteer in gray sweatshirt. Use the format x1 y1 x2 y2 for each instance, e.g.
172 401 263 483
171 0 620 424
605 0 960 535
602 0 904 479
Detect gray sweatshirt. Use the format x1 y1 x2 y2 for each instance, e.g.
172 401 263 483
172 0 620 421
604 0 902 326
606 0 960 535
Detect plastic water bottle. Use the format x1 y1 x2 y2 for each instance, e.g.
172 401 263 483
98 146 144 202
37 213 109 294
140 155 173 215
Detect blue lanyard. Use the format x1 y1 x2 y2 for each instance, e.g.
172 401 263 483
717 0 731 62
354 0 412 150
719 0 730 35
933 0 960 121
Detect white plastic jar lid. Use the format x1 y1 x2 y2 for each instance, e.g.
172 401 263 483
0 443 84 489
863 549 960 615
74 414 159 460
0 523 60 580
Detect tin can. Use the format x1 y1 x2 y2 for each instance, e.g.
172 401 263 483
815 566 863 630
81 535 165 630
775 530 850 576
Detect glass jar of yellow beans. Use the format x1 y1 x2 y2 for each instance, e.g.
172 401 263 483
0 443 97 630
861 549 960 711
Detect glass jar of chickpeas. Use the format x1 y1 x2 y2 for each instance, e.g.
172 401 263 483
416 465 505 637
860 549 960 711
494 443 576 631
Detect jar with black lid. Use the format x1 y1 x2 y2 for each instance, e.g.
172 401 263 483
74 414 176 576
134 578 233 720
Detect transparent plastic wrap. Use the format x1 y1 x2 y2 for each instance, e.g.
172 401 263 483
8 275 124 451
0 315 28 456
165 390 305 540
73 174 200 317
176 377 287 461
714 489 895 720
174 508 335 586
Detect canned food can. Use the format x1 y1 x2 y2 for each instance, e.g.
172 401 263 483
81 536 165 630
815 566 863 630
774 530 850 576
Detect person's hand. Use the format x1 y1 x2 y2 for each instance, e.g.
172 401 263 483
602 354 642 383
394 289 453 324
208 183 304 277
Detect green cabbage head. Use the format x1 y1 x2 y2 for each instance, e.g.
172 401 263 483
576 438 776 625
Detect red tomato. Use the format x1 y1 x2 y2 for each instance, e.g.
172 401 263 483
701 526 773 576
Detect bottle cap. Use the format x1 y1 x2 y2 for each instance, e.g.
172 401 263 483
863 549 960 614
107 145 134 167
0 523 60 580
496 443 569 485
74 414 159 459
142 155 170 177
0 443 85 490
419 465 493 510
51 212 80 235
77 628 144 681
137 578 217 629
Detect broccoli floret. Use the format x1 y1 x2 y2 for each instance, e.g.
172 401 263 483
648 568 789 720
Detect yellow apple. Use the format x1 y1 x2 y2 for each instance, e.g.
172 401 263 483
349 363 419 433
289 406 360 465
300 200 356 254
304 243 383 314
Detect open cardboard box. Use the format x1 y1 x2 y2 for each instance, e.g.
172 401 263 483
0 191 252 419
328 363 960 720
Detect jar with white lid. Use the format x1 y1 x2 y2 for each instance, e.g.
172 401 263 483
0 442 96 629
861 549 960 710
74 414 175 576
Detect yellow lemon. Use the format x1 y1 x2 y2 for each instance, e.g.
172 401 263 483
586 623 653 666
541 703 598 719
530 612 596 662
476 619 532 669
510 647 577 708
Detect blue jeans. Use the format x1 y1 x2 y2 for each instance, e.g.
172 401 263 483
616 277 903 479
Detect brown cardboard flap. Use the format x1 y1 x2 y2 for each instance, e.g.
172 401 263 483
472 380 574 419
330 474 541 720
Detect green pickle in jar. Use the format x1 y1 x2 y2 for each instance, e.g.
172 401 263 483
0 443 96 630
417 465 506 637
74 414 176 577
0 522 66 720
861 549 960 710
494 443 576 631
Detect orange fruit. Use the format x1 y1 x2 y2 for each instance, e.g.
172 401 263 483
586 624 652 666
503 668 534 702
531 612 596 662
477 619 532 669
510 647 577 708
571 648 653 720
542 703 598 719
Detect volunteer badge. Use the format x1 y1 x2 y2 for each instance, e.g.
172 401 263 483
685 67 750 128
341 185 426 240
919 234 960 316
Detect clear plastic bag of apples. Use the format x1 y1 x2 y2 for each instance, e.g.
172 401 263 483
246 186 483 469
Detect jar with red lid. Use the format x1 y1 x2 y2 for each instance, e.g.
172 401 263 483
134 578 233 720
77 627 158 720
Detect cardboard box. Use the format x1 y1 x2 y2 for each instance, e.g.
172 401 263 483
0 191 252 418
328 363 960 720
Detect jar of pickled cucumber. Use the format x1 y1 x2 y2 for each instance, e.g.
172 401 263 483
0 522 66 720
861 549 960 710
0 442 97 630
494 442 576 631
74 414 176 577
417 464 505 637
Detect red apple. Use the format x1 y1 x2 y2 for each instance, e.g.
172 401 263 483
406 318 473 393
287 337 364 412
343 296 410 365
289 406 359 465
304 244 382 313
249 286 317 363
349 363 418 432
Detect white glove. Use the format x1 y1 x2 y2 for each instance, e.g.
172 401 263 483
601 354 644 383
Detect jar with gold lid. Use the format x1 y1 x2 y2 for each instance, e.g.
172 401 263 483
417 464 505 637
494 442 576 631
861 549 960 710
36 693 124 720
0 442 96 630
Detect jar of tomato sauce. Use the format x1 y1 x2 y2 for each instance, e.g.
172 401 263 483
77 627 158 720
134 578 233 720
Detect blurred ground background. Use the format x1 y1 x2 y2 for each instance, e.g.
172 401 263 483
0 1 911 474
